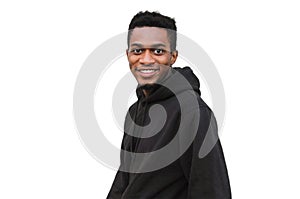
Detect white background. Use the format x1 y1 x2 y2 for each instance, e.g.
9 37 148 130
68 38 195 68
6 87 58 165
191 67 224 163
1 0 299 198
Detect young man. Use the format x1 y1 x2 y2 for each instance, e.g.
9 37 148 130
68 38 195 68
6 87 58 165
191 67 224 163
107 11 231 198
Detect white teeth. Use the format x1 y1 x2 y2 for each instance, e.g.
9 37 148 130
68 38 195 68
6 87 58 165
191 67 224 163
140 69 156 73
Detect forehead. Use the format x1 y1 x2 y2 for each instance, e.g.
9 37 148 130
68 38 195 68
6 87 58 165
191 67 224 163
129 27 169 47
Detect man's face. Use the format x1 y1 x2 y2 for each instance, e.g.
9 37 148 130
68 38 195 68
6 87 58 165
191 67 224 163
127 27 178 86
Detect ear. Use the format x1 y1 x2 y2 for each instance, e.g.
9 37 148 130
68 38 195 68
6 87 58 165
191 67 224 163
170 50 178 65
126 49 132 69
126 49 130 63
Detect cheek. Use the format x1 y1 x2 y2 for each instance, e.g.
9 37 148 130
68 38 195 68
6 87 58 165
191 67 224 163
127 56 139 68
158 57 172 66
161 66 170 74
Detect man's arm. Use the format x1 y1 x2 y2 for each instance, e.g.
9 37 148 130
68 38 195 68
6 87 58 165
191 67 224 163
106 134 129 199
106 170 128 199
180 106 231 198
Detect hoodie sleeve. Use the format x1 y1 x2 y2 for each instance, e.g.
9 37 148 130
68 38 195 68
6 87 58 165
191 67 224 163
180 106 231 199
106 134 129 199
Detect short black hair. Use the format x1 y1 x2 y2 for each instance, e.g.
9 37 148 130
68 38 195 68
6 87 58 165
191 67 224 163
127 11 177 51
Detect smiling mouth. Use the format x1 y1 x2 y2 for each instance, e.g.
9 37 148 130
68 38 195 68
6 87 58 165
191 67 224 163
138 69 159 74
135 68 159 78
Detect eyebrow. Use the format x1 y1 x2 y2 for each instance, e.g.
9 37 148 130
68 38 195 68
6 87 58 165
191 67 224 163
130 43 167 48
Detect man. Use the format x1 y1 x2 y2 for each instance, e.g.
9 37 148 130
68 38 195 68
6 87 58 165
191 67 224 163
107 11 231 198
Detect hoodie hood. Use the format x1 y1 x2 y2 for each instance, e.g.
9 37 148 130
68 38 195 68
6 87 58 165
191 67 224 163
136 66 201 103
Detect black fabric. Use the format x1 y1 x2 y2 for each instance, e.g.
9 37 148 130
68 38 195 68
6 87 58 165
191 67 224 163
107 67 231 199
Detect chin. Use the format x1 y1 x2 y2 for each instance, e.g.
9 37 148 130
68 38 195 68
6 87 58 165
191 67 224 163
138 82 153 87
138 79 156 85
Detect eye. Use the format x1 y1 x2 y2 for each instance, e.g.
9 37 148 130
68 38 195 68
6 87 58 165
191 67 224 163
131 48 143 55
152 48 165 55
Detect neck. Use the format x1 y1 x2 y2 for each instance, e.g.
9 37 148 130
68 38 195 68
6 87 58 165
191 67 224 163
143 89 149 97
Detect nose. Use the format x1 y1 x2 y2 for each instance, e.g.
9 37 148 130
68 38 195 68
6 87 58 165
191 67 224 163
139 49 155 65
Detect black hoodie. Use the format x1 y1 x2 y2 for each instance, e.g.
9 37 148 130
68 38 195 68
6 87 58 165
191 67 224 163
107 67 231 199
